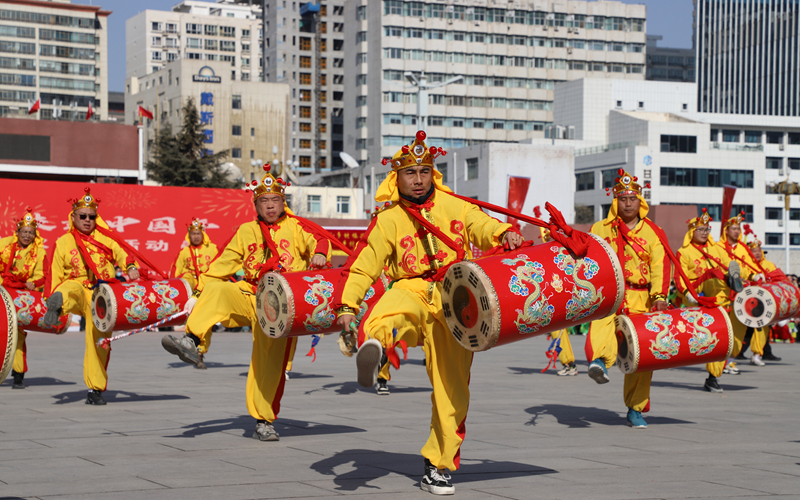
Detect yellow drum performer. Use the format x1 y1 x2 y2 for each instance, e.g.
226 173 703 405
334 131 523 495
0 208 46 389
161 166 330 441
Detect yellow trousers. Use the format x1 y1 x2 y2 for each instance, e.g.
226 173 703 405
585 289 652 412
12 330 27 373
186 281 296 422
554 329 575 366
749 327 766 356
363 279 472 471
57 281 110 391
706 310 749 377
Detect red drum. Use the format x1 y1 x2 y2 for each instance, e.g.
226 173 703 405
6 288 70 334
616 306 734 373
440 234 624 352
256 269 390 339
733 281 800 328
0 287 18 382
91 278 192 333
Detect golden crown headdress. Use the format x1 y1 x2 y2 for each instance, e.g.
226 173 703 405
187 218 205 232
605 169 650 197
15 206 38 229
69 187 99 212
747 237 763 250
723 210 746 229
245 164 289 200
687 207 713 229
380 131 446 171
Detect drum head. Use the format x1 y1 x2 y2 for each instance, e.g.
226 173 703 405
0 286 19 383
733 286 776 328
256 272 294 339
615 315 639 374
91 284 117 333
442 261 501 352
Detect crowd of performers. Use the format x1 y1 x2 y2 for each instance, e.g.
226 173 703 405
1 131 795 496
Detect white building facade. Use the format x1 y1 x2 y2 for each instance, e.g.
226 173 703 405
0 0 109 121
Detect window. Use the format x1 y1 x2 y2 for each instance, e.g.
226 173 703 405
722 130 739 143
231 148 241 159
220 26 235 37
307 194 321 212
299 56 311 68
437 162 448 183
356 117 367 128
299 90 311 102
299 122 311 132
789 159 800 170
204 25 217 36
205 39 218 50
766 157 782 170
299 73 311 85
660 167 754 188
232 94 241 109
232 125 241 136
151 22 162 31
299 37 311 51
766 131 784 144
576 172 595 191
791 234 800 246
299 139 311 149
789 133 800 145
336 196 350 214
220 40 235 52
299 106 311 118
766 233 783 246
466 158 478 180
186 23 202 34
766 207 783 220
660 135 697 153
744 130 762 144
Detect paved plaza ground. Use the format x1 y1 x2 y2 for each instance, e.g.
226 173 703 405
1 329 798 499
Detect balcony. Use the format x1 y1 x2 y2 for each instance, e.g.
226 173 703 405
709 142 763 152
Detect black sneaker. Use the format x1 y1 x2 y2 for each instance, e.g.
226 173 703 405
727 262 743 293
421 458 455 495
734 351 747 360
42 291 63 328
704 376 723 393
376 378 390 396
86 390 107 405
11 370 24 390
763 353 782 361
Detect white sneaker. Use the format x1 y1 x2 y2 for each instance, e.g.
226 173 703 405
750 354 765 366
723 361 740 375
356 339 382 388
557 365 578 376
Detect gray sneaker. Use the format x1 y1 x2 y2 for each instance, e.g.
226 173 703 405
195 353 207 370
253 420 279 441
356 339 382 388
161 334 200 366
727 261 743 293
42 291 63 328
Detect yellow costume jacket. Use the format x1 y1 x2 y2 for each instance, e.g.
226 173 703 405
173 241 219 290
676 242 732 306
49 230 134 294
334 190 511 311
590 217 670 305
0 235 46 288
720 239 760 279
758 258 777 273
196 215 331 295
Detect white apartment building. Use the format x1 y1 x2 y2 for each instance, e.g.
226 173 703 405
284 184 364 219
558 78 800 265
126 1 263 85
125 59 290 183
343 0 647 177
0 0 109 120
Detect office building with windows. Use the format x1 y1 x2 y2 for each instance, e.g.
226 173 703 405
0 0 109 121
645 35 694 82
125 59 290 183
343 0 647 183
559 78 800 263
695 0 800 116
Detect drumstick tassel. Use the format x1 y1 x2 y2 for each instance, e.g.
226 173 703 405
306 334 322 362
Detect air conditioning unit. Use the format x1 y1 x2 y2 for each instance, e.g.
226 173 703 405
567 47 573 54
779 219 784 227
568 27 572 33
779 169 785 176
780 144 785 150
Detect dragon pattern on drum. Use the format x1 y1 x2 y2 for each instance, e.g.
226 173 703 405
91 278 192 333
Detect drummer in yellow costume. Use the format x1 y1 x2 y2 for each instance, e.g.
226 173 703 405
171 218 218 369
584 170 670 429
740 235 784 363
334 131 523 495
42 188 140 405
1 208 46 389
675 209 745 394
161 165 330 442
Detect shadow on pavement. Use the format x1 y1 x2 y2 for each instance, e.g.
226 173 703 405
168 362 250 369
303 381 429 396
524 404 694 428
51 390 190 405
166 415 365 439
311 449 556 491
507 366 544 375
285 372 334 380
650 380 757 392
1 376 76 387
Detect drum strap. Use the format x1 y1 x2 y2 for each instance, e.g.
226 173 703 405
724 241 767 275
71 230 119 285
189 246 202 281
256 220 283 278
401 202 465 281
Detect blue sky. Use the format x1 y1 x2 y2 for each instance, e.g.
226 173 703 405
100 0 695 92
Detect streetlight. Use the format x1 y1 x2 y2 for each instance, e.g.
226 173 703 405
402 72 463 130
249 158 263 181
772 177 800 272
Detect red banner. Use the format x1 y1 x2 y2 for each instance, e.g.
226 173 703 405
0 179 255 273
721 185 737 236
328 227 368 253
506 176 531 230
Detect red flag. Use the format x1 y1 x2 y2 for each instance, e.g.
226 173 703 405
506 176 531 230
86 102 94 121
720 185 737 235
27 99 40 114
138 105 154 120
